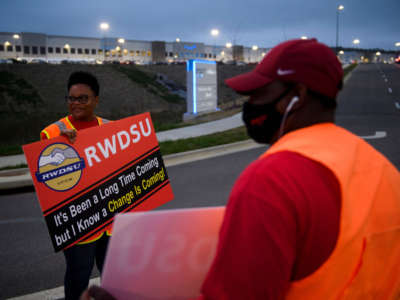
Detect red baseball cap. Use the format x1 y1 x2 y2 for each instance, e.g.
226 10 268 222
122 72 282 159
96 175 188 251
225 38 343 99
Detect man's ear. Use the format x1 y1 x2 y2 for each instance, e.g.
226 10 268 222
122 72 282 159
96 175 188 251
276 83 307 113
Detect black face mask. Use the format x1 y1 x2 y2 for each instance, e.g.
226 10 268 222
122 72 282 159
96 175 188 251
242 88 292 144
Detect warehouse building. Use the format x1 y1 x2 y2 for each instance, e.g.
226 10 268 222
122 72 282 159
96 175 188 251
0 31 269 64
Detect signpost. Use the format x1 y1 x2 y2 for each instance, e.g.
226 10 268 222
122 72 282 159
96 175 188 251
184 59 218 121
23 112 174 252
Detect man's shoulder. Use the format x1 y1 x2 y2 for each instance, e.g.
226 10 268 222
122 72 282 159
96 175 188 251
250 150 318 173
240 150 337 189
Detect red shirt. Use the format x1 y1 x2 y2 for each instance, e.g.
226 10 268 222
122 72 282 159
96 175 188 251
40 115 100 140
200 151 341 300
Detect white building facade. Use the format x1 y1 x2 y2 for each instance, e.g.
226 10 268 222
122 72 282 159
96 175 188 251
0 31 269 64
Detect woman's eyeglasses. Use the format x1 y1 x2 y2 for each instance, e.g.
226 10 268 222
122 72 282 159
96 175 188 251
65 95 91 104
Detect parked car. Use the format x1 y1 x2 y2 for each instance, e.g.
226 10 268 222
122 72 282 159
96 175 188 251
0 59 13 64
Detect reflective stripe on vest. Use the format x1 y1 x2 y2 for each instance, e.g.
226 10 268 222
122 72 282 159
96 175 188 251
261 123 400 300
41 116 109 139
40 115 112 244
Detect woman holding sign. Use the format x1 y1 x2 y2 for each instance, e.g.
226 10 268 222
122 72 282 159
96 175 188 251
41 71 111 300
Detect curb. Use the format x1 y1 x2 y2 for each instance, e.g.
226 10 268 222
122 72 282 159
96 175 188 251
0 140 264 191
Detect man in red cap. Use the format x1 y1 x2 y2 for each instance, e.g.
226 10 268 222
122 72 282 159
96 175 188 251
81 39 400 300
197 38 400 299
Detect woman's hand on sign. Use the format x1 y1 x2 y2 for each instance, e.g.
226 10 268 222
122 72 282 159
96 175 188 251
61 129 77 143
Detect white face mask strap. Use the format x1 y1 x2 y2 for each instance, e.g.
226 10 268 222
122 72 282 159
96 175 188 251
278 96 299 139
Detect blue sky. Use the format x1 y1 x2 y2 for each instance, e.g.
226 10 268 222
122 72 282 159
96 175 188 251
1 0 399 50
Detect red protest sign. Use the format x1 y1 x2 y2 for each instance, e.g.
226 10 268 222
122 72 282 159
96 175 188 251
23 112 174 252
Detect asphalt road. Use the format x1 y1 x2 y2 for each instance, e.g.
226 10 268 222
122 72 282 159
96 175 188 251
0 63 399 299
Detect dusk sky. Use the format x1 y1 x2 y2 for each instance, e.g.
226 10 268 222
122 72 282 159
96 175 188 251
1 0 399 50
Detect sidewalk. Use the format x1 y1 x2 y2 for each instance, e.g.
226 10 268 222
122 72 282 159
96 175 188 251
0 112 250 190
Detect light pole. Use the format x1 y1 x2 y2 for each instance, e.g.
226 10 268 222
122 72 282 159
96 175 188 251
13 34 20 59
352 39 360 62
118 38 125 60
100 22 109 62
336 5 344 53
252 45 258 63
64 44 70 60
375 51 381 63
4 41 11 57
226 42 232 61
211 29 219 60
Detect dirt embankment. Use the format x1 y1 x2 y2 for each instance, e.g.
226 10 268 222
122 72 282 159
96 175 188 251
0 63 253 145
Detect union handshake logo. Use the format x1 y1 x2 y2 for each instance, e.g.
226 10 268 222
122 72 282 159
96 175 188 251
36 143 86 191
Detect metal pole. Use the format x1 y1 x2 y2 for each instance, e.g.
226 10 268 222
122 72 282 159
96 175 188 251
336 10 339 53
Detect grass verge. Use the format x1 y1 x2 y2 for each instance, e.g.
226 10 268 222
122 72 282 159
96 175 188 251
0 126 249 170
159 126 248 156
0 163 28 171
343 63 357 77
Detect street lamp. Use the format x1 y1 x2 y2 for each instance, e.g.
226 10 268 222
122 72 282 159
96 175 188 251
252 45 259 62
176 38 180 43
211 29 219 37
117 38 125 59
336 5 344 53
64 44 70 59
100 22 109 61
225 43 233 61
353 39 360 47
12 34 20 58
211 29 219 60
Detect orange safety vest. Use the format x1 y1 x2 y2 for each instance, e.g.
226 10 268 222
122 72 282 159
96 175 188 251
41 115 112 244
261 123 400 299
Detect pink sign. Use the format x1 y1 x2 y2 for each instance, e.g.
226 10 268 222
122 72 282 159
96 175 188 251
101 206 225 300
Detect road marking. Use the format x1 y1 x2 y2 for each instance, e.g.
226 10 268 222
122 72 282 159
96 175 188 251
388 88 392 93
395 102 400 110
359 131 386 140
